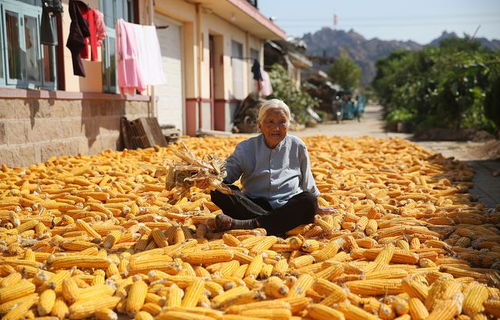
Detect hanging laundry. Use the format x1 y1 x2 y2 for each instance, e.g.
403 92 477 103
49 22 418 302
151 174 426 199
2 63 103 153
116 19 166 95
40 0 63 46
133 24 166 86
260 70 273 97
116 19 146 95
66 0 90 77
251 59 263 81
94 9 107 46
80 8 98 61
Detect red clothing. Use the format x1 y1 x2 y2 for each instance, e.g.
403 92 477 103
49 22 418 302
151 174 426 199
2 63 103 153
80 8 98 61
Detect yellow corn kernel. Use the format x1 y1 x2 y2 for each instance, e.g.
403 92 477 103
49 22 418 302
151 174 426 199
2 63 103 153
103 230 122 249
425 294 463 320
259 263 273 279
0 293 38 314
181 249 234 265
2 293 38 320
212 286 250 307
166 285 184 307
338 303 379 320
181 278 204 308
239 308 292 319
51 297 69 320
272 259 289 277
290 255 315 269
69 295 121 320
311 240 340 262
307 303 345 320
289 274 314 297
264 276 289 298
38 289 56 316
49 255 110 270
134 311 154 320
140 302 162 316
95 308 118 320
409 297 429 320
219 260 240 277
245 254 263 278
225 300 291 314
126 280 148 316
0 279 36 303
346 279 403 296
462 282 489 316
155 310 214 320
250 236 278 255
223 233 241 247
401 278 428 301
62 277 80 304
0 272 22 288
315 263 344 281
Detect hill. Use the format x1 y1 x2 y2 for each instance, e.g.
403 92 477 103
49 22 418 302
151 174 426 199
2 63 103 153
302 28 500 86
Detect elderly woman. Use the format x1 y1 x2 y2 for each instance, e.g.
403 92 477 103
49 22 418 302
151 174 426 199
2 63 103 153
210 99 320 236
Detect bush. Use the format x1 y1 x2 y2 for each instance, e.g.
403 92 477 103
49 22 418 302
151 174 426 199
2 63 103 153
268 64 320 124
373 38 500 134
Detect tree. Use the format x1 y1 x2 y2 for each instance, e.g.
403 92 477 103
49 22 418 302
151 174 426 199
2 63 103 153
327 50 361 91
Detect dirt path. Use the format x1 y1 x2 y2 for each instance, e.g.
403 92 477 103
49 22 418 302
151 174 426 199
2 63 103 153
290 104 500 208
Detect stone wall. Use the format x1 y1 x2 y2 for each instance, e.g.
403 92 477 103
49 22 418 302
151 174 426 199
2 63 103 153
0 95 150 168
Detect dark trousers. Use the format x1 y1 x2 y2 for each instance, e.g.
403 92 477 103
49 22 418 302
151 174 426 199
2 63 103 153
210 186 318 236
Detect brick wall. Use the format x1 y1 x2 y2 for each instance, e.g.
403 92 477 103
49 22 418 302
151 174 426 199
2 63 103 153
0 93 150 168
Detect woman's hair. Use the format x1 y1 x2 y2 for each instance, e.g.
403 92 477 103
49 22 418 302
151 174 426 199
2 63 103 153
257 99 291 125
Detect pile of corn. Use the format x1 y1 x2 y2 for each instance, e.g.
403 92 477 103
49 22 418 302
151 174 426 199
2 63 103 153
0 136 499 320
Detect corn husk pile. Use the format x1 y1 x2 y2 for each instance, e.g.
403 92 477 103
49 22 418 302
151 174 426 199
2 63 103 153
165 142 231 198
0 136 499 320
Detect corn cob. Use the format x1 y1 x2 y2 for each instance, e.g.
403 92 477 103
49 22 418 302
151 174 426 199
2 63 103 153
126 280 148 316
0 279 36 303
409 297 429 320
307 303 345 320
181 249 234 265
181 278 205 307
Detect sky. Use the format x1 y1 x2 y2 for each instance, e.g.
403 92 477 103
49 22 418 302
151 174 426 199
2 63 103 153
259 0 500 45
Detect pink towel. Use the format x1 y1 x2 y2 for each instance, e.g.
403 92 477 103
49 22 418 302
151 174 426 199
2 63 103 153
116 19 146 95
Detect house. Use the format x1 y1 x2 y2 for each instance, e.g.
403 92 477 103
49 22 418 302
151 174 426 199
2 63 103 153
264 38 312 89
0 0 285 167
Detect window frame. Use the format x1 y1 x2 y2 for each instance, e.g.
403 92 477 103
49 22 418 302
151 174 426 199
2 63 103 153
0 0 57 90
100 0 136 94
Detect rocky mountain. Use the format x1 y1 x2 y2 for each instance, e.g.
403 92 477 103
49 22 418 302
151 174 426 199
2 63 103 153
429 31 500 51
301 28 499 86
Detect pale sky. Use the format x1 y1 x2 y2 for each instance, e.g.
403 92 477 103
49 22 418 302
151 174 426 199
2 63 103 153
259 0 500 44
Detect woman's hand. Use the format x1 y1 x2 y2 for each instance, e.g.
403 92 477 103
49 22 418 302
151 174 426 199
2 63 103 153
316 206 338 215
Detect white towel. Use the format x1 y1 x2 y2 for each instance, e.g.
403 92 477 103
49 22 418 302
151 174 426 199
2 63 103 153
133 24 167 86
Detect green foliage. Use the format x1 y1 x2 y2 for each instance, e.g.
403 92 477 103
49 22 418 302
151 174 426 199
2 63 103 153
327 51 362 91
268 64 320 124
373 38 500 133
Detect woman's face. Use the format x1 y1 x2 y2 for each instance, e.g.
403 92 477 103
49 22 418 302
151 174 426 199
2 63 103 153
259 108 289 148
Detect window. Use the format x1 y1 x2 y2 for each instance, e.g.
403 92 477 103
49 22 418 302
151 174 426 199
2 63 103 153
100 0 137 93
231 40 244 99
0 0 57 89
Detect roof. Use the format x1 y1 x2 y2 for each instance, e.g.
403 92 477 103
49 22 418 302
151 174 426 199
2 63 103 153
192 0 286 40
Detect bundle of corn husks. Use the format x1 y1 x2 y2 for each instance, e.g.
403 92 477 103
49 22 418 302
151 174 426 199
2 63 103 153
165 142 232 196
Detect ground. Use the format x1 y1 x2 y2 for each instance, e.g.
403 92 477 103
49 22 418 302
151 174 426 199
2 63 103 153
290 104 500 208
